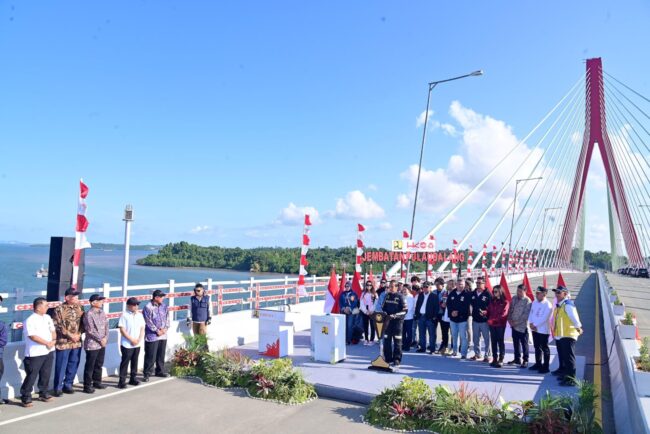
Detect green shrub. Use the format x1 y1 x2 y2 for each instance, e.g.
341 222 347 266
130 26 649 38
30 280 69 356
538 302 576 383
248 358 316 404
611 290 618 296
366 378 434 431
201 348 252 388
613 297 622 306
170 334 210 377
637 338 650 372
622 312 635 326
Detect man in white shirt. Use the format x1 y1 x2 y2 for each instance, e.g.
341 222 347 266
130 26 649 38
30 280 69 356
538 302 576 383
20 297 56 407
401 285 416 351
117 297 146 389
528 286 553 374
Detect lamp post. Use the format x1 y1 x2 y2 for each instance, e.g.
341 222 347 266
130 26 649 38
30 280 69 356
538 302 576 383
407 69 483 277
541 207 562 266
122 205 134 309
507 177 543 272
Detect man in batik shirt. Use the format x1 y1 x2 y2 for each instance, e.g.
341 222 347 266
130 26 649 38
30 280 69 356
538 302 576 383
142 290 170 381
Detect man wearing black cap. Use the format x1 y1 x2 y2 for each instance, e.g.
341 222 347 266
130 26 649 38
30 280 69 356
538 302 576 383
117 297 145 388
143 290 170 381
187 283 211 336
552 286 583 386
82 294 109 393
52 288 84 397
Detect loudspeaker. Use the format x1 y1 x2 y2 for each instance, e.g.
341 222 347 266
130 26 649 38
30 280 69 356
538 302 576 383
46 236 85 301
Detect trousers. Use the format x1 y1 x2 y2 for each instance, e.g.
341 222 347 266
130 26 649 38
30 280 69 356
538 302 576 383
489 326 506 360
472 321 491 357
144 339 167 376
84 347 106 387
119 346 141 383
512 328 530 362
450 321 468 356
556 337 577 377
383 319 404 364
20 353 54 402
532 332 550 368
53 347 82 391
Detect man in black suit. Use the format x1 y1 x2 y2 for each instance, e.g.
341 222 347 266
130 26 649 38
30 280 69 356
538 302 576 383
414 279 442 353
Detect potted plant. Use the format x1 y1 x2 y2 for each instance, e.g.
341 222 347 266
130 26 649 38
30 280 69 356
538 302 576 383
620 312 636 340
609 290 618 304
613 297 625 316
634 338 650 397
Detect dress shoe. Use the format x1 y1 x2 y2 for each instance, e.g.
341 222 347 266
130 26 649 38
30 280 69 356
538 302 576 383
39 395 53 402
528 364 541 371
21 400 33 408
62 386 75 394
551 369 563 376
117 383 127 389
129 379 141 386
538 367 550 374
83 387 95 394
490 360 499 367
142 376 150 382
520 361 528 368
506 359 521 365
416 349 425 353
93 384 107 390
52 390 63 397
155 373 170 378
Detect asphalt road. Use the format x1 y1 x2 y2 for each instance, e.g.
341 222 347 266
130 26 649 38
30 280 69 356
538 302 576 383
605 272 650 339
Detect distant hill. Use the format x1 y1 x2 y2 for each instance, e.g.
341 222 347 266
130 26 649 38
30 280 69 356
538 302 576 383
30 242 160 251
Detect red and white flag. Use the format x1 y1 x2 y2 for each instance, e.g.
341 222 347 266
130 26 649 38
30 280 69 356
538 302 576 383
481 244 487 273
427 235 435 279
466 244 474 277
401 230 409 280
72 179 91 289
451 239 459 276
296 214 311 298
490 245 497 273
352 223 365 297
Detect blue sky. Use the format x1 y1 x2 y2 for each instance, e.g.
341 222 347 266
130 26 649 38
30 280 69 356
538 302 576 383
1 1 649 251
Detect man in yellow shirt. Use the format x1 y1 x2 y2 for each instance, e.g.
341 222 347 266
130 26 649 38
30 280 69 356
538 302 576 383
552 285 583 387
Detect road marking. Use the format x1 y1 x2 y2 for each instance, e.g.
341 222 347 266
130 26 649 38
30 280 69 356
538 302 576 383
0 377 175 427
594 275 603 425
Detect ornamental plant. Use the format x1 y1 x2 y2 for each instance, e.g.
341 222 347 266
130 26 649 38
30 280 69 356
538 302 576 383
170 334 210 377
637 337 650 372
613 297 623 306
622 312 635 326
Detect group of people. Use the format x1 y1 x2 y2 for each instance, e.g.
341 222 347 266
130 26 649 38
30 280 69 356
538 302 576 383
0 283 212 408
339 275 583 387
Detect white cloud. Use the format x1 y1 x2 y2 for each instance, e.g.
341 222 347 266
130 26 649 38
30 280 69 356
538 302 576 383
275 203 320 226
416 110 434 128
440 123 458 136
396 194 410 209
189 225 211 234
244 229 272 238
332 190 385 219
368 184 378 191
377 222 393 230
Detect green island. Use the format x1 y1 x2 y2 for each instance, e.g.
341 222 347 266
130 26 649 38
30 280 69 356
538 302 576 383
136 241 614 276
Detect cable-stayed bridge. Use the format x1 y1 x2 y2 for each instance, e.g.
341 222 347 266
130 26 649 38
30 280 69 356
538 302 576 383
390 57 650 277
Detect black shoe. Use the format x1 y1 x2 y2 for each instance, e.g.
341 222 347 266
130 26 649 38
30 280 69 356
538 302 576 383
460 355 467 360
93 384 107 390
506 359 521 365
39 395 53 402
21 400 33 408
528 364 541 371
551 369 563 376
62 386 75 394
490 361 499 367
496 361 503 368
142 376 150 382
83 387 95 394
416 349 425 353
538 367 550 374
117 383 127 389
520 362 528 368
155 373 170 378
52 390 63 397
129 379 141 386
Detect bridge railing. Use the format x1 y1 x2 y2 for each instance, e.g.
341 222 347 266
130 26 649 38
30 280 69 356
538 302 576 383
0 266 562 342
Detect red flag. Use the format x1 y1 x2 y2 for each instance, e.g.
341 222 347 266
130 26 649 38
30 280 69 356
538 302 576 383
339 271 348 298
76 214 89 232
79 180 89 199
302 234 310 246
542 273 548 289
358 223 366 232
484 269 493 295
499 272 512 301
381 265 387 282
300 256 309 266
304 214 312 226
367 267 375 289
352 270 363 297
357 239 364 248
403 231 409 238
327 267 340 313
522 272 534 301
557 272 566 288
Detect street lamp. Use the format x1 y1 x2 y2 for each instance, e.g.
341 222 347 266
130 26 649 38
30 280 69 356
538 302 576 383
407 69 483 277
122 205 134 308
507 177 543 272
